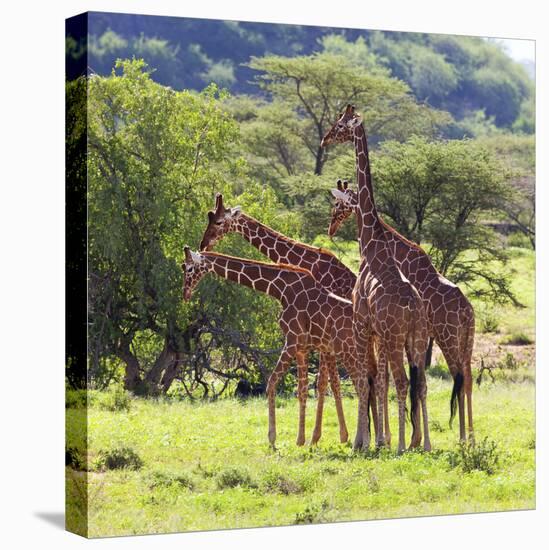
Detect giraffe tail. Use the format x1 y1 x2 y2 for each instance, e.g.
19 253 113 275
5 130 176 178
450 371 464 427
409 364 419 433
406 295 420 433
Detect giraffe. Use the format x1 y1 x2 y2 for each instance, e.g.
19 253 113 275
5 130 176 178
328 175 475 442
321 105 431 453
181 247 373 449
200 192 385 445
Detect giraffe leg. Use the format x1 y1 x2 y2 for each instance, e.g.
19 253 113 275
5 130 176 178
388 348 408 454
355 376 371 451
295 350 308 446
419 367 431 451
375 345 388 449
327 355 349 443
266 347 294 448
384 367 391 448
311 353 329 445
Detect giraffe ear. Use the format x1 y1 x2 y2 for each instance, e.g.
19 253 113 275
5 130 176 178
343 180 348 190
331 189 350 203
337 179 343 191
230 206 242 218
184 246 192 262
207 210 215 221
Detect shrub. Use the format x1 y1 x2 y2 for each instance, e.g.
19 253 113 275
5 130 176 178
147 470 195 491
479 310 500 334
294 500 329 525
96 385 132 412
427 360 452 380
66 389 88 409
262 468 310 495
448 437 500 475
94 447 143 471
66 446 85 470
216 467 256 489
500 332 534 346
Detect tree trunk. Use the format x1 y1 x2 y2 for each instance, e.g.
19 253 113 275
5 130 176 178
117 342 141 392
314 146 324 175
145 338 175 390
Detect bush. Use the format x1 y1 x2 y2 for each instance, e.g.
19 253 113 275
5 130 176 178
479 310 500 334
427 360 452 380
294 500 329 525
96 386 132 412
94 447 143 471
66 446 85 470
448 437 500 475
147 470 195 491
66 389 88 409
216 467 256 489
262 469 308 495
500 332 534 346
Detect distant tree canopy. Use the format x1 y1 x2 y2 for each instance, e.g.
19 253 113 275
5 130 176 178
73 14 534 134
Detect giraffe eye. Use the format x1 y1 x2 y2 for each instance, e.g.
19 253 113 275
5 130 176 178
187 266 194 273
215 221 223 226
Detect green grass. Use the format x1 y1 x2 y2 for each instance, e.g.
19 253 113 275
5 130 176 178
67 376 535 537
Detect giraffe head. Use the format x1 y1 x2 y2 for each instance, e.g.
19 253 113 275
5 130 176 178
328 179 358 236
182 246 210 301
321 104 363 147
199 193 242 251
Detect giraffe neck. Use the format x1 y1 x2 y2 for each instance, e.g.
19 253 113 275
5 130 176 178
353 124 384 254
203 252 310 302
232 213 320 270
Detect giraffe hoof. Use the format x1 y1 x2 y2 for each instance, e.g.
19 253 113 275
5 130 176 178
424 442 432 452
340 431 349 444
310 432 321 445
296 436 306 446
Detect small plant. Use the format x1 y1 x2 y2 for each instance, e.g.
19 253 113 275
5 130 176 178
216 467 256 489
96 385 132 412
448 437 500 475
294 500 329 525
263 471 303 495
66 446 85 470
500 332 533 346
430 420 444 433
147 470 195 491
94 447 143 471
480 310 500 334
66 389 88 409
367 470 380 493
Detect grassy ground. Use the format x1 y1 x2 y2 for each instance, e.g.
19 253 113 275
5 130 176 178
66 242 534 537
66 373 535 538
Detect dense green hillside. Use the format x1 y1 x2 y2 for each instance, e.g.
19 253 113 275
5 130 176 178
66 12 534 134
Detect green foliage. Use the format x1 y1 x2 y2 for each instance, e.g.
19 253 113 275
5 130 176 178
66 447 85 470
147 469 196 491
94 447 143 471
500 333 534 346
448 438 500 475
294 500 330 524
95 385 132 412
66 389 88 409
216 467 256 489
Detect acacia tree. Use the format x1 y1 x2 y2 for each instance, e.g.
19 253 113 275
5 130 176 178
245 52 451 177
